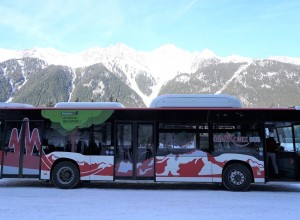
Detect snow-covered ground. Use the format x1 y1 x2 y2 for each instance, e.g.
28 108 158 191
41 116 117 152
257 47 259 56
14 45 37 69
0 179 300 220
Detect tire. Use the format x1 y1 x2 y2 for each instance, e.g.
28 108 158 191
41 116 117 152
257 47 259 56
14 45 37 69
223 163 252 191
51 161 80 189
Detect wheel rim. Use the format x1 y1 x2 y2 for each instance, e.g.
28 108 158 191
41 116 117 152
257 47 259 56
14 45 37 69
229 170 245 186
56 166 74 185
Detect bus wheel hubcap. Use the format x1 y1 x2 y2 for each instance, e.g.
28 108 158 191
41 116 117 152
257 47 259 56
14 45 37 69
57 167 74 184
229 170 245 186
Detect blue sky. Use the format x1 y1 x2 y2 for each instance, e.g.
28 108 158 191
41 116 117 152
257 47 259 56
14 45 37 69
0 0 299 58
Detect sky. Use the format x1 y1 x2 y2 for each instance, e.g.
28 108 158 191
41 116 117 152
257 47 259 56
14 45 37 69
0 0 300 58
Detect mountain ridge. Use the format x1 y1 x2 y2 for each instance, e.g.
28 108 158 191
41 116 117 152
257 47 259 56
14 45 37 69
1 44 300 107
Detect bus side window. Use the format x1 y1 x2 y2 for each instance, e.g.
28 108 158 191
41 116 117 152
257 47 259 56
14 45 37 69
92 123 112 156
199 133 209 152
277 127 293 152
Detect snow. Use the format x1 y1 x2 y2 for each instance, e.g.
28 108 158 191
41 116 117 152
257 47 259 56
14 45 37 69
1 44 300 106
0 179 300 220
269 55 300 65
92 81 106 96
266 72 278 77
221 54 253 63
0 48 20 62
261 84 271 89
215 63 251 94
16 60 28 91
175 75 190 83
68 67 76 102
147 44 193 82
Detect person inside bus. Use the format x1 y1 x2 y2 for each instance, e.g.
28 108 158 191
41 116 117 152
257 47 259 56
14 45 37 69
42 139 49 154
65 140 72 152
89 136 99 155
76 138 87 154
266 133 279 177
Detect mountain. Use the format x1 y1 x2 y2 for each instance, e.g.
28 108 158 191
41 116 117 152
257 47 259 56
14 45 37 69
0 44 300 108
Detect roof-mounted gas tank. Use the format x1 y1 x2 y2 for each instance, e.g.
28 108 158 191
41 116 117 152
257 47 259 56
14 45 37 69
149 94 242 108
0 102 35 108
54 102 124 109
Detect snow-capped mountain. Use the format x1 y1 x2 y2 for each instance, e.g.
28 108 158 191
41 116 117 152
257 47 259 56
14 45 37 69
0 44 300 107
268 56 300 65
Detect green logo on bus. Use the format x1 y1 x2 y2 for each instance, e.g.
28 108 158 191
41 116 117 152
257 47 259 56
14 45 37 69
41 109 114 131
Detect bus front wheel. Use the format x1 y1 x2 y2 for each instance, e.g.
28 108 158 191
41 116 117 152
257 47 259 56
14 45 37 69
223 163 252 191
51 161 80 189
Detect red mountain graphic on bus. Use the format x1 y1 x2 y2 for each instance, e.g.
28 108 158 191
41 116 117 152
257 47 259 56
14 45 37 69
2 118 41 173
156 151 213 177
79 161 113 176
156 150 264 180
41 153 114 178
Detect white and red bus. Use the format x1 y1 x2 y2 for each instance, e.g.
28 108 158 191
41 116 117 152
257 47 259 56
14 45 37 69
0 94 299 191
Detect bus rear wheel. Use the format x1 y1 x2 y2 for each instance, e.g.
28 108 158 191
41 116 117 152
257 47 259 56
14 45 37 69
51 161 80 189
223 163 252 191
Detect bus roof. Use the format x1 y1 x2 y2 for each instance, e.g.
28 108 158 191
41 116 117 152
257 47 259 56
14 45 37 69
149 94 242 108
54 102 124 109
1 96 299 110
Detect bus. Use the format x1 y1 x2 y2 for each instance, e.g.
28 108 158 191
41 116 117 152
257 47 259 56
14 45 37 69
0 94 299 191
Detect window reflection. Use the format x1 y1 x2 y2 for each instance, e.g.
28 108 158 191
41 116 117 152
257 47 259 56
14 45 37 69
43 121 113 155
158 123 208 156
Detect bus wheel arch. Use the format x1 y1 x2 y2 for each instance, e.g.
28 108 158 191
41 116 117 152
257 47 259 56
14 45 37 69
51 159 80 189
222 161 253 191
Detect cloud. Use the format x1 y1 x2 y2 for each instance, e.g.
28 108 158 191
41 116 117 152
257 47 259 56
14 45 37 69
169 0 198 21
0 1 67 45
0 0 125 50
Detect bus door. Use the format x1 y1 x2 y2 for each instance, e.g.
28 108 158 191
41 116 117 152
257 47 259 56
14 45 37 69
1 120 43 178
293 124 300 179
115 122 155 180
0 119 3 178
273 125 300 180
